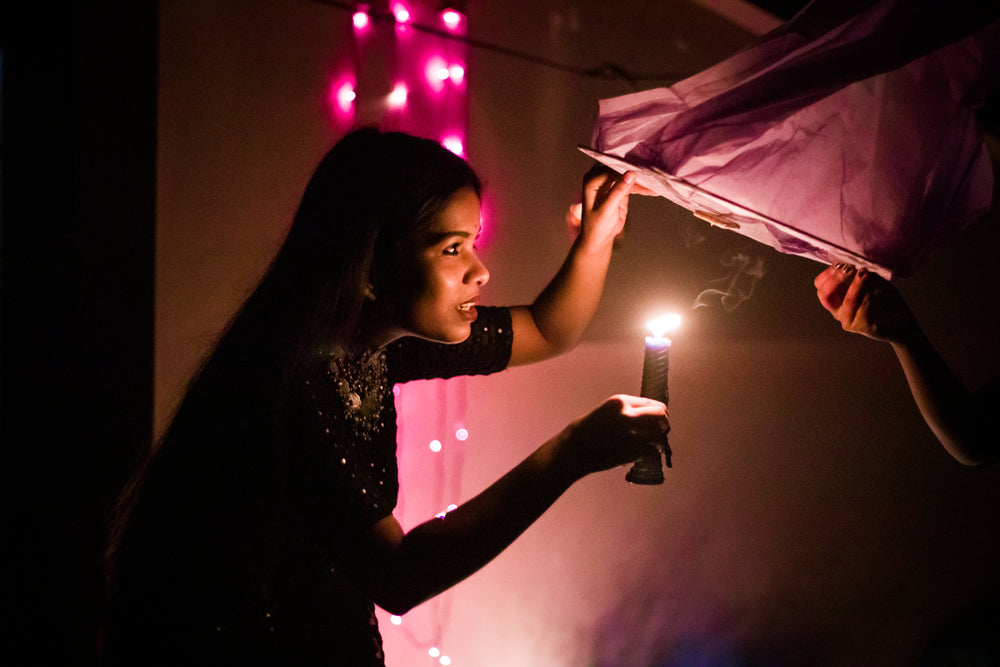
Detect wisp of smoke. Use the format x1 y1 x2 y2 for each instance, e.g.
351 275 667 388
682 219 709 250
693 250 767 312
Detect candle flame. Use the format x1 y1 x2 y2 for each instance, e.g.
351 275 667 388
647 313 682 338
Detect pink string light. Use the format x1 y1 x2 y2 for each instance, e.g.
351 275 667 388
442 135 464 156
392 2 410 23
352 8 369 30
334 81 356 113
441 8 463 30
387 82 408 108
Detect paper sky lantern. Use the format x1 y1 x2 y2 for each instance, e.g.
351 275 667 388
583 0 999 278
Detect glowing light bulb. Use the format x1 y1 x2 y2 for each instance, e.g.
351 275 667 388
441 9 462 30
429 647 441 658
392 3 410 23
442 135 464 156
429 439 442 453
440 657 452 666
448 64 465 84
455 427 469 441
390 615 402 625
424 57 449 90
352 10 369 29
335 82 356 113
388 83 408 108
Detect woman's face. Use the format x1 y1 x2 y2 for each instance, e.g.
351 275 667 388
393 186 490 344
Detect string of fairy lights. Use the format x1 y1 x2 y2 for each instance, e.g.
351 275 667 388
315 0 688 90
315 2 686 663
329 3 474 664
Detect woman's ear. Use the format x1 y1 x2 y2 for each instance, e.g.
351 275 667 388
364 282 376 301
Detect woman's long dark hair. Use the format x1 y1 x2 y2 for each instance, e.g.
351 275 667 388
104 128 481 593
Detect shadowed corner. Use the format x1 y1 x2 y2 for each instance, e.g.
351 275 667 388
917 591 1000 666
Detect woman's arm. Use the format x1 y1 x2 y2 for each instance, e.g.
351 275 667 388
814 264 996 465
508 169 639 367
338 395 668 614
888 326 995 466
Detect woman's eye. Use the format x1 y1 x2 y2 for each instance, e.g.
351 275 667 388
443 243 461 256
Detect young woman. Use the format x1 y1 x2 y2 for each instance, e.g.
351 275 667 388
102 128 668 665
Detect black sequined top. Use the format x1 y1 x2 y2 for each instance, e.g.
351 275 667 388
284 306 513 664
103 307 512 667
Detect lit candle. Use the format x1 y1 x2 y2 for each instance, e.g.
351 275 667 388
626 313 680 484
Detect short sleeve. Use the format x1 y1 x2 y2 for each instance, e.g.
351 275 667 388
386 306 513 383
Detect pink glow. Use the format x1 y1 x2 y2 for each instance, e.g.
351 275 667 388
392 3 410 23
426 58 465 88
442 135 464 157
441 9 463 30
352 9 369 30
388 83 408 108
476 201 492 249
424 57 449 91
333 81 356 113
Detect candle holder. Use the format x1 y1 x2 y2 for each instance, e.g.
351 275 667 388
626 314 679 485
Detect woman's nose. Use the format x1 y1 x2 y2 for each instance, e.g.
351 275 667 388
469 256 489 286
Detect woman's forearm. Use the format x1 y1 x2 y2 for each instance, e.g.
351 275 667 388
362 435 577 613
891 332 984 465
527 237 614 353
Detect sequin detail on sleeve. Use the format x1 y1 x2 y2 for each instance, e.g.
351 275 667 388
386 306 513 383
294 350 399 541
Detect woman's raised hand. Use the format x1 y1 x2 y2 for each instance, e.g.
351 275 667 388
566 167 649 248
814 264 917 344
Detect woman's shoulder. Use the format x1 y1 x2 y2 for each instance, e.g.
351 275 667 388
387 306 513 382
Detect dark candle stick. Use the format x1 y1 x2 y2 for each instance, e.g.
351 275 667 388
626 332 673 484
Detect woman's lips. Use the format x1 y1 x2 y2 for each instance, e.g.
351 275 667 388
457 299 478 320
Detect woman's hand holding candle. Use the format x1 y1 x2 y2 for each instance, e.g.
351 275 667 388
551 395 670 481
